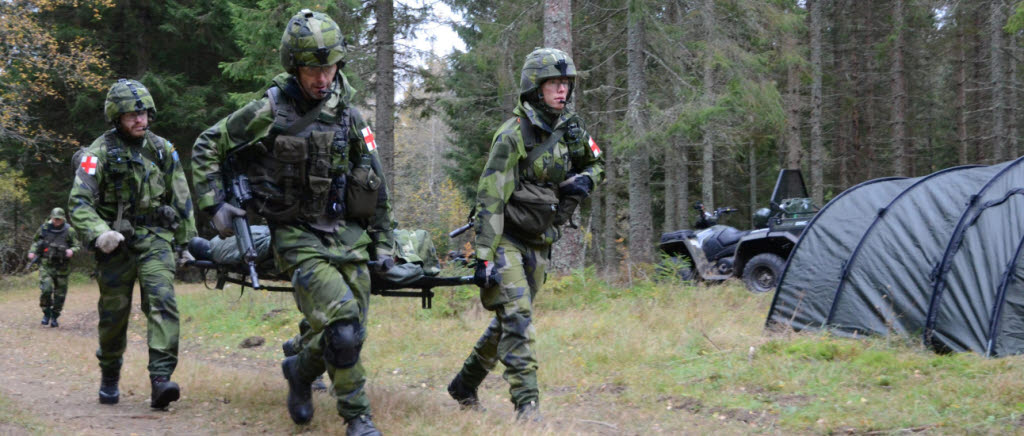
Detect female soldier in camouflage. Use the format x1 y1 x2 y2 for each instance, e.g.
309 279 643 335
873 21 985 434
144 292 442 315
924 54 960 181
68 79 197 408
447 48 604 422
191 9 395 436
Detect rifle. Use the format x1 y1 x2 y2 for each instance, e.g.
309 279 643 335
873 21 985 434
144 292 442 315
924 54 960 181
449 207 476 238
448 220 474 238
223 155 260 289
23 242 47 273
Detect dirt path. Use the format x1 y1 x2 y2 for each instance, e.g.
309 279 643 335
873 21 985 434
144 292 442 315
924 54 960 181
0 282 781 435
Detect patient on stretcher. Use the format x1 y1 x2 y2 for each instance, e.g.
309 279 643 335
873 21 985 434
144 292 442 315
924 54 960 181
189 226 442 286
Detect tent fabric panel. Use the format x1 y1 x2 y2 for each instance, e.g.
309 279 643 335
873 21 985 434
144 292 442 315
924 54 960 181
932 191 1024 354
768 178 913 331
994 243 1024 357
828 166 997 337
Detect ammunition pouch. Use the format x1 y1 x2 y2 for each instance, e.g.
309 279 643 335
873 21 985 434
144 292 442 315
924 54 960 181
246 132 336 223
46 243 69 263
345 165 380 219
504 181 559 236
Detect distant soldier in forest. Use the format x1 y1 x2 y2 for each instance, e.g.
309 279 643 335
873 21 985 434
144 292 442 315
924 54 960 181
191 9 396 435
68 79 197 408
446 48 604 422
27 207 81 328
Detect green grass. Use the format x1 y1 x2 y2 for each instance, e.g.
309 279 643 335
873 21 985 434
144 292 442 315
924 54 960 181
7 267 1024 434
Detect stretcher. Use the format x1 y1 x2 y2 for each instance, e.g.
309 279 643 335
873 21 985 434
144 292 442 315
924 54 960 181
185 228 473 309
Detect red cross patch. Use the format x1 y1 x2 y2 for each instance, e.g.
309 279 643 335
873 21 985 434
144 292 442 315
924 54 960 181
588 137 602 157
361 127 377 151
80 155 98 175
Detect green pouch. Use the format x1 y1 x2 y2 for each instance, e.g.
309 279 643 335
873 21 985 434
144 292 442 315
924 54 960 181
504 182 558 236
346 165 381 219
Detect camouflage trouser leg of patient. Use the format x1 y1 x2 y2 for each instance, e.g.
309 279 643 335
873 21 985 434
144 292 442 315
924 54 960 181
94 235 180 377
274 225 373 420
457 239 548 407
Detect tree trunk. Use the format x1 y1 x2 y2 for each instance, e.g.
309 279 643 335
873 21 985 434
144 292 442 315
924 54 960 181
626 0 653 264
891 0 909 176
664 146 677 232
957 5 969 165
545 0 580 272
748 146 757 227
375 0 396 189
809 0 824 205
784 32 802 170
990 0 1007 162
543 0 572 52
700 0 716 208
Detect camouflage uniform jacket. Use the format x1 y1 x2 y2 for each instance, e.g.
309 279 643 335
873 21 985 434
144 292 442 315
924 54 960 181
190 72 396 255
474 101 604 261
69 130 197 248
30 221 81 267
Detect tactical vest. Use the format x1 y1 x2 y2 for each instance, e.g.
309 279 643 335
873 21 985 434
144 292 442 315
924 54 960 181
40 223 70 263
241 86 379 230
100 131 179 237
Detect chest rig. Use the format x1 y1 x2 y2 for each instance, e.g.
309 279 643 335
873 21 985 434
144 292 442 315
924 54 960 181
242 86 373 226
101 131 174 237
41 223 70 261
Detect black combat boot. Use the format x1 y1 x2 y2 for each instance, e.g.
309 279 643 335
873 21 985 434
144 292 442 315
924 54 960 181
150 375 180 409
282 339 328 392
41 313 50 326
98 370 120 405
515 400 542 423
281 356 314 424
447 373 484 411
345 414 382 436
49 315 59 328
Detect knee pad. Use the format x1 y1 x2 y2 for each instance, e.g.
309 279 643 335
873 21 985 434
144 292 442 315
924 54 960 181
322 320 363 368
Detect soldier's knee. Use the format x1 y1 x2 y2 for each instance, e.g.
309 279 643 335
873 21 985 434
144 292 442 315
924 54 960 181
322 320 363 368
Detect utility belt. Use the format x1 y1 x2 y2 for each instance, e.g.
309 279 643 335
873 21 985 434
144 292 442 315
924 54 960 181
111 205 180 239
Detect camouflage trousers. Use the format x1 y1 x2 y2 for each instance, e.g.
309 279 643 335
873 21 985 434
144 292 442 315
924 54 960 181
39 262 70 318
458 238 549 407
273 224 374 420
94 233 179 377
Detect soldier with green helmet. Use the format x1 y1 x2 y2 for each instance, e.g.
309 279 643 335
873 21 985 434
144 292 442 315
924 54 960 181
191 9 395 435
68 78 197 409
28 207 81 327
446 47 605 422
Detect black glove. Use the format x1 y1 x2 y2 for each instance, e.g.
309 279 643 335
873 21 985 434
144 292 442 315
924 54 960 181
473 259 502 288
210 203 246 238
558 174 593 197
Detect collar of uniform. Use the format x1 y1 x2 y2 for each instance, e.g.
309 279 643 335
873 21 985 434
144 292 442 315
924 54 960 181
516 101 575 133
272 71 356 120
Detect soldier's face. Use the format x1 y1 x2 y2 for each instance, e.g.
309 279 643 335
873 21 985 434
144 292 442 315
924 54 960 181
541 78 571 112
51 218 64 227
297 65 338 101
118 110 149 139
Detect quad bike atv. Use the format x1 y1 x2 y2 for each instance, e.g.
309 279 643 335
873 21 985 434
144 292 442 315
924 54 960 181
658 169 818 293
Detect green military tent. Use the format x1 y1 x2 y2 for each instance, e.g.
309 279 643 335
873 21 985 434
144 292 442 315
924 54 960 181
766 157 1024 357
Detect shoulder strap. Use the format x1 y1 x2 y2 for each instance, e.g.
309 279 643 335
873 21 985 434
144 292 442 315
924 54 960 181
517 117 567 178
266 86 328 136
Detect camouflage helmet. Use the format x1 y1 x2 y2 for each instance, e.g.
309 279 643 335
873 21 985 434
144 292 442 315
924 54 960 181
752 207 772 229
519 47 577 103
50 207 66 220
104 79 156 124
280 9 346 74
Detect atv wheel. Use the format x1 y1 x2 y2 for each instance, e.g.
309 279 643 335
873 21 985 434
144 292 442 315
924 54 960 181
742 253 785 294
